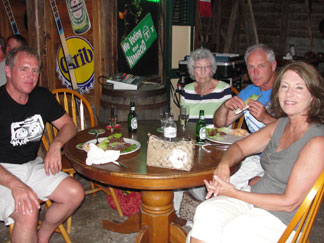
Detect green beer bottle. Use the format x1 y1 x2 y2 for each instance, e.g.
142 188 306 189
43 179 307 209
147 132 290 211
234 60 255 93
128 102 137 132
66 0 91 35
196 110 206 143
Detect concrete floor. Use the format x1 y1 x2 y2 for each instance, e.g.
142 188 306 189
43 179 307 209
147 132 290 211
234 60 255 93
1 175 324 243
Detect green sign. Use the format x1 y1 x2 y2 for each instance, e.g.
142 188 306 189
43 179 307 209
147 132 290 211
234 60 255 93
120 13 157 69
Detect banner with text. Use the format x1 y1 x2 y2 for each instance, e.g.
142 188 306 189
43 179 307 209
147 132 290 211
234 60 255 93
120 13 157 69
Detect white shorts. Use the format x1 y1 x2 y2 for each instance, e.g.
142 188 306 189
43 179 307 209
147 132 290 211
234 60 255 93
0 157 69 225
190 188 294 243
230 154 264 189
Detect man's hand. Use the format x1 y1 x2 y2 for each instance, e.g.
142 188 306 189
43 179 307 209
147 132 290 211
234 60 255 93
247 100 272 124
44 142 62 176
44 114 76 176
223 96 246 111
11 182 40 215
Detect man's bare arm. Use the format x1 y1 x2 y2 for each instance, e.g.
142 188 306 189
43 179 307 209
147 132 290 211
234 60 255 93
43 114 77 175
214 96 245 127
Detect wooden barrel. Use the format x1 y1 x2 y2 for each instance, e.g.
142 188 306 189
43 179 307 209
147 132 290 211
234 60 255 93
99 84 168 123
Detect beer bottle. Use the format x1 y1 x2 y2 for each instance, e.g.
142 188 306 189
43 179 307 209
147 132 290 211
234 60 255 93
196 110 206 143
128 102 137 132
66 0 91 35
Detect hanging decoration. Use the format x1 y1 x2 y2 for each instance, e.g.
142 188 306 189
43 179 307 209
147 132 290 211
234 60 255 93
200 0 212 18
120 13 157 69
49 0 78 91
65 0 91 35
119 0 143 40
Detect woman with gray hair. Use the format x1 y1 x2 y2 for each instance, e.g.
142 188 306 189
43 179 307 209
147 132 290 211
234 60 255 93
181 48 232 124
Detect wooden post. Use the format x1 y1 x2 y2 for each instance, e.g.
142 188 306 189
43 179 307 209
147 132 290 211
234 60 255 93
223 0 239 53
26 0 47 88
247 0 259 44
239 0 251 48
280 0 289 55
93 0 107 117
194 0 200 49
215 0 222 52
305 0 315 52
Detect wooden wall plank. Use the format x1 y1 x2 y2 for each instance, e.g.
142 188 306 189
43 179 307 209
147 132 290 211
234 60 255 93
223 0 239 52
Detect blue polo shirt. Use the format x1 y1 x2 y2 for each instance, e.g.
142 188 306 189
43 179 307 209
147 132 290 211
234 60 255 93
238 84 272 133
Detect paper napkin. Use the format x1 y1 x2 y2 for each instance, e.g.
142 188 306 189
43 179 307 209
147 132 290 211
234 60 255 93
86 143 120 165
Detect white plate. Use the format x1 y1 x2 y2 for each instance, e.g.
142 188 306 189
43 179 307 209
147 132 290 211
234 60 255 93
80 138 141 155
206 126 248 145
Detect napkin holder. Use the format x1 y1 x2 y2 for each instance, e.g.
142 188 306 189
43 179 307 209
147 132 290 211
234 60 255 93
146 135 194 171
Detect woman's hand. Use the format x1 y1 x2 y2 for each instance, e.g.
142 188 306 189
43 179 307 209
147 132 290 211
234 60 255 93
205 164 231 199
204 175 237 199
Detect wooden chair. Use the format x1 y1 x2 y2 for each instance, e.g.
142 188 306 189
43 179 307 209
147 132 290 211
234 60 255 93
9 200 72 243
42 89 124 222
231 87 245 129
278 170 324 243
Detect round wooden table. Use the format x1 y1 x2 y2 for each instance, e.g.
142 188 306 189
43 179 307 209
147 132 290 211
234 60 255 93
64 121 228 243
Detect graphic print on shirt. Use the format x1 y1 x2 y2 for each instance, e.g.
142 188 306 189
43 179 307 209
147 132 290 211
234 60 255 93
10 114 44 146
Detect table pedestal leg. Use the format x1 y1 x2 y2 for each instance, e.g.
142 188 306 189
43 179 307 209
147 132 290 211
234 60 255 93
102 190 187 243
135 190 187 243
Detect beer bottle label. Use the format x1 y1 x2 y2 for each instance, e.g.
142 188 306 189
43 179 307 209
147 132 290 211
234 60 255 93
199 127 206 140
131 117 138 129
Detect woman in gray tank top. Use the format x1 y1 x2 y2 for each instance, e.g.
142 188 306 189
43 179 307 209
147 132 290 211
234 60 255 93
189 62 324 243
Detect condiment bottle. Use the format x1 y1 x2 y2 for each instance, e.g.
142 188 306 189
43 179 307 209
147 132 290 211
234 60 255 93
163 114 177 141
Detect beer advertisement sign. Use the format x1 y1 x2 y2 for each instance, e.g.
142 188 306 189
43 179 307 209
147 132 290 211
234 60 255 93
56 36 94 94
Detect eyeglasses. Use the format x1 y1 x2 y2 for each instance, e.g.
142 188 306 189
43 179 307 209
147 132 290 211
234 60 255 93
194 65 211 71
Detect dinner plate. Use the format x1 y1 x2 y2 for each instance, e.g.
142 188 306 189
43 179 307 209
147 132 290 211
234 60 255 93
206 125 248 145
77 138 141 155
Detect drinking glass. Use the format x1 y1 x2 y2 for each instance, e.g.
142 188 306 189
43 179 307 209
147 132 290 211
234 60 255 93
158 111 169 132
109 105 117 133
180 105 189 127
159 111 164 130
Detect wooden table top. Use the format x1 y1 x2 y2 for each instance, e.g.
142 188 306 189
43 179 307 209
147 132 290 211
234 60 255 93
64 120 228 191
